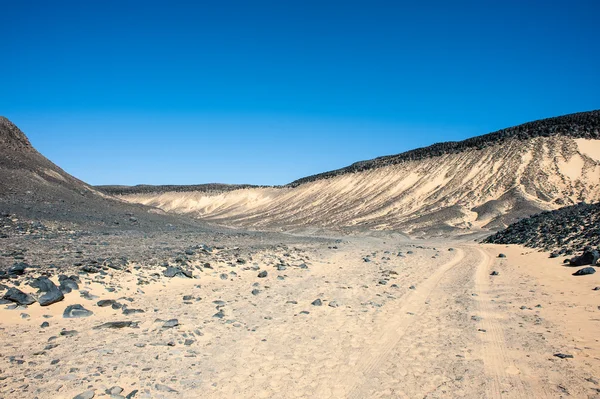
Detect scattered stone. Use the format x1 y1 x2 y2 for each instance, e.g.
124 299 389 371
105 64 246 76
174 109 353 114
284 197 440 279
106 386 123 395
93 321 137 329
3 287 36 305
490 271 499 276
572 267 596 276
569 249 599 267
8 262 27 276
58 275 79 293
311 299 322 306
498 254 506 258
41 321 50 328
328 301 339 308
163 319 179 328
213 310 225 319
123 308 145 315
257 271 268 278
97 299 117 307
251 289 260 296
73 390 95 399
63 304 93 318
30 276 64 306
163 266 192 278
155 384 178 393
554 353 573 359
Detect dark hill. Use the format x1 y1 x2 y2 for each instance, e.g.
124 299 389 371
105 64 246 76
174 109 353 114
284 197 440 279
288 110 600 187
0 117 208 231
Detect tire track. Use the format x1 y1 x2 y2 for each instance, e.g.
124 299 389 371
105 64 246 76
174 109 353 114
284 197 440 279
473 247 532 399
344 248 465 398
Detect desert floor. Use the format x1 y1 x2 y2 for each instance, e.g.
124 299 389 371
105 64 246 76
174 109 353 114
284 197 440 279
1 232 599 399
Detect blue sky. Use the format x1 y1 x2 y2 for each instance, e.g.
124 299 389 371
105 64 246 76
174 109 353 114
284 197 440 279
1 1 599 185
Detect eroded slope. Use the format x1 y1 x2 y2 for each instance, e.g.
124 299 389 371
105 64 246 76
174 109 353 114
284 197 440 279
118 136 600 234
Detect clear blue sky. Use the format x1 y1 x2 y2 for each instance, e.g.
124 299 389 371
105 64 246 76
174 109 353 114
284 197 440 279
1 1 599 185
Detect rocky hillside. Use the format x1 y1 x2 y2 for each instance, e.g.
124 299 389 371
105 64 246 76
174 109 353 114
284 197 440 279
97 183 264 196
115 110 600 235
289 110 600 187
483 201 600 253
0 117 206 231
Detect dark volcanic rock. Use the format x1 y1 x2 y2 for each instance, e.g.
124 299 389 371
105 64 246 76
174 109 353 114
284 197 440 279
8 262 27 276
97 299 117 307
569 250 600 267
58 275 80 293
93 321 137 329
163 266 192 278
63 304 93 318
3 287 36 305
572 267 596 276
30 276 64 306
483 202 600 253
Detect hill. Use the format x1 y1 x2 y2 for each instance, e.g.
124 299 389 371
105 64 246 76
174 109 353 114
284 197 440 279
112 110 600 234
0 117 206 231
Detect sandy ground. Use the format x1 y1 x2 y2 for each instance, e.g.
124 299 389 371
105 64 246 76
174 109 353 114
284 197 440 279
1 235 599 398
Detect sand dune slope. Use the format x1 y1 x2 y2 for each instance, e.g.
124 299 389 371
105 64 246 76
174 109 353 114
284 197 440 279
120 136 600 234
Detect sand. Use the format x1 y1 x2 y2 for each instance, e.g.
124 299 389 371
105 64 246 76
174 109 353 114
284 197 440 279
119 136 600 233
1 235 599 398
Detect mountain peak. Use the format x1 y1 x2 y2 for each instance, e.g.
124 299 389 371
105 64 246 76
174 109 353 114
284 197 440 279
0 116 33 151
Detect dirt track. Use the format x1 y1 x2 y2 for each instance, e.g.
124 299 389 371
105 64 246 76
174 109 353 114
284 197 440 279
1 233 598 398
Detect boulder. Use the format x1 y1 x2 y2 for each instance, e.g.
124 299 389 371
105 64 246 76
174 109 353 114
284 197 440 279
3 287 36 305
569 250 600 266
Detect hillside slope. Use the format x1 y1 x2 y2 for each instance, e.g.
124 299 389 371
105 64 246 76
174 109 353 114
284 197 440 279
115 110 600 235
0 117 205 230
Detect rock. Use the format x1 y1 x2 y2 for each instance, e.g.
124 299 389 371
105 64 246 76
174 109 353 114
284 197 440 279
30 276 64 306
106 386 124 395
572 267 596 276
163 319 179 328
213 310 225 319
126 390 138 399
311 299 322 306
593 286 600 291
93 321 137 329
60 330 78 337
328 301 339 308
81 265 100 274
257 271 268 278
63 304 93 318
122 308 145 315
409 285 416 290
8 262 27 276
569 249 599 266
184 339 195 346
251 289 260 296
73 390 95 399
554 353 573 359
490 271 499 276
97 299 117 307
498 254 506 258
58 275 79 293
3 287 36 305
163 266 192 278
155 384 178 393
41 321 49 328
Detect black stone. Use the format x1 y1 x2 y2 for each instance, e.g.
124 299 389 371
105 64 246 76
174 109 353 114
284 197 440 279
572 267 596 276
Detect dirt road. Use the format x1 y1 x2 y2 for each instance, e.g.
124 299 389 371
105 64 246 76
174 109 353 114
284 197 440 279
1 235 599 398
